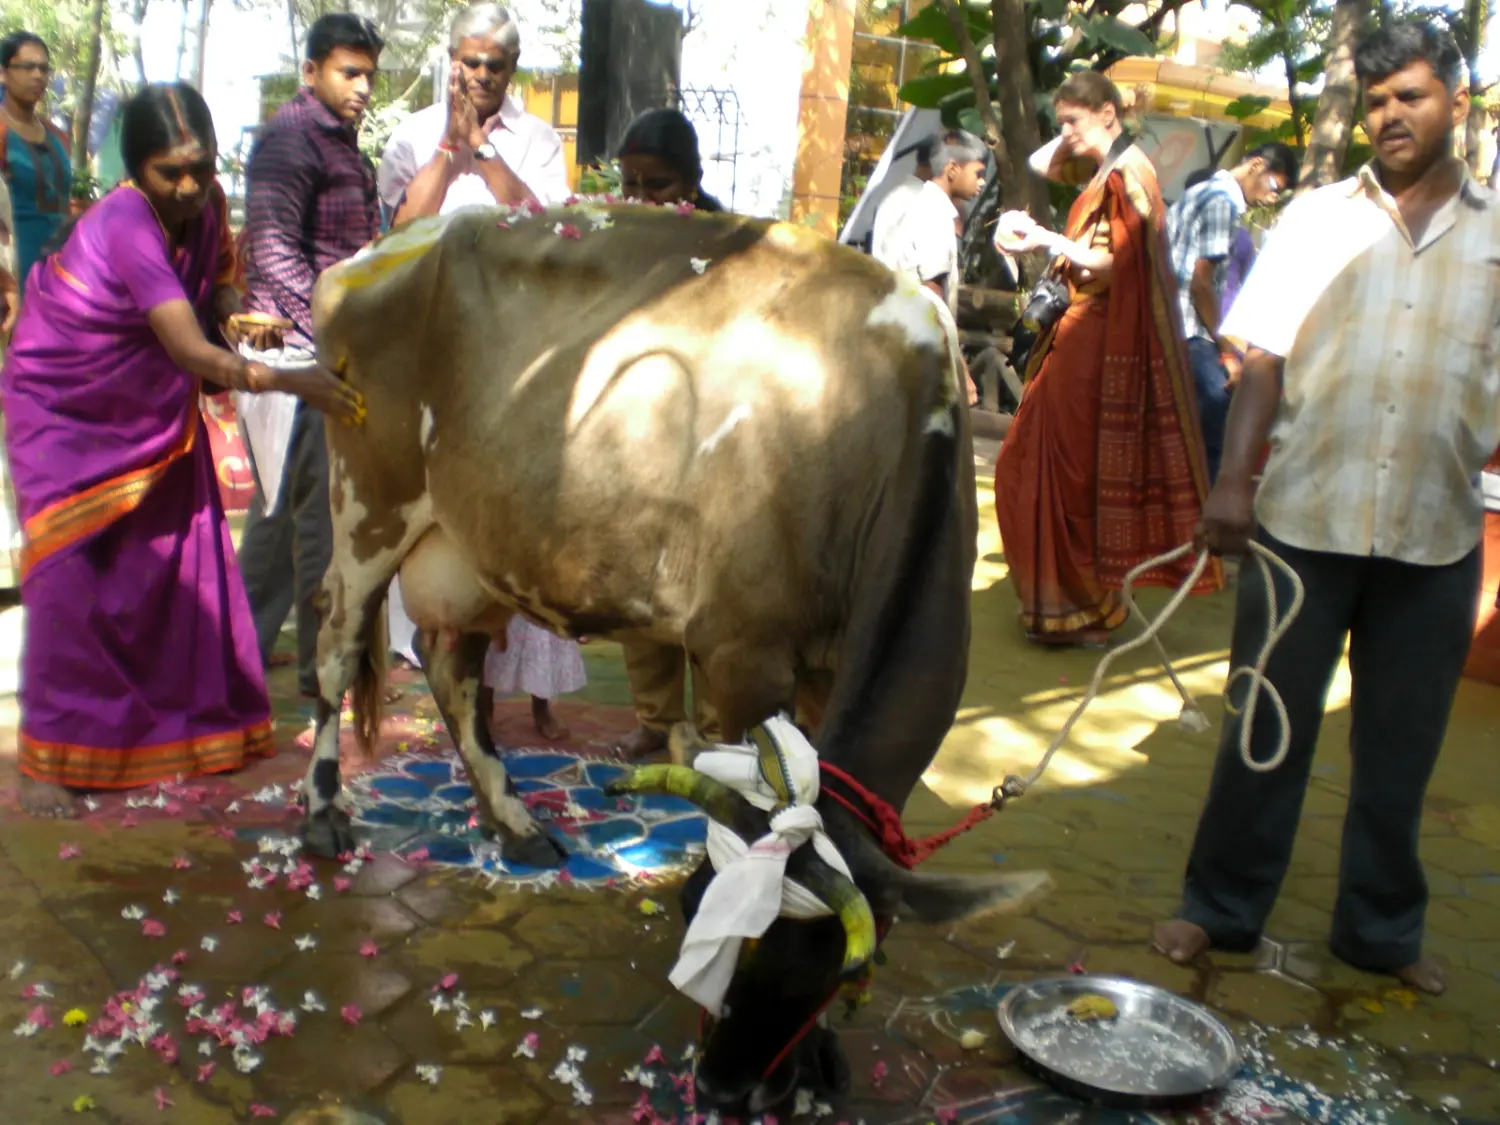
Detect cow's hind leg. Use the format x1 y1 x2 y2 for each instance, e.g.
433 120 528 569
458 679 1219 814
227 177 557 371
415 629 565 869
301 557 394 859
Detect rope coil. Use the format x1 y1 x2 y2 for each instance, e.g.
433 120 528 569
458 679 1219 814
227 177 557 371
993 541 1304 806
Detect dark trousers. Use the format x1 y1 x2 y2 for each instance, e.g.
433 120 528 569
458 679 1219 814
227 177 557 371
237 404 333 694
1180 528 1480 969
1187 337 1230 483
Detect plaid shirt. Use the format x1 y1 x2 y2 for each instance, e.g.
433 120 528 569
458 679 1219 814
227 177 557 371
1165 170 1245 342
243 89 379 348
1222 164 1500 566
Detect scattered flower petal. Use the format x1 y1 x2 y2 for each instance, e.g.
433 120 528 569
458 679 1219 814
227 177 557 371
521 1007 543 1019
200 935 219 952
637 899 664 916
154 1087 173 1110
480 1009 496 1030
226 911 242 925
7 961 25 980
959 1028 987 1050
262 912 281 930
300 991 325 1013
163 889 179 905
64 1008 88 1027
513 1030 539 1059
59 843 81 860
172 855 193 870
196 1062 216 1083
141 919 166 939
72 1095 95 1112
332 876 353 893
294 934 317 952
121 905 146 921
249 1105 277 1119
416 1063 442 1084
689 257 710 274
49 1059 71 1076
643 1044 666 1066
341 1005 362 1025
358 940 379 958
675 200 696 216
870 1059 888 1087
436 973 458 991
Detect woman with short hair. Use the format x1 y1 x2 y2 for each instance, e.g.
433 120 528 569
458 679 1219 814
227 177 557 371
993 72 1221 647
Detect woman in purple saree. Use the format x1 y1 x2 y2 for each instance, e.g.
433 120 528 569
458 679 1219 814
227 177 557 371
2 83 362 816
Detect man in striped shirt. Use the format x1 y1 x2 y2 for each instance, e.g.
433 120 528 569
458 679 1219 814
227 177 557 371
1155 20 1496 996
239 14 384 696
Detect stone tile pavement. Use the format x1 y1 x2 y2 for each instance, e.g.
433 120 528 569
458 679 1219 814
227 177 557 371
0 452 1497 1123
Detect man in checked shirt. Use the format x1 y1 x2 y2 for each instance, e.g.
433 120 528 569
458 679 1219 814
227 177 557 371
239 14 384 696
1154 20 1496 995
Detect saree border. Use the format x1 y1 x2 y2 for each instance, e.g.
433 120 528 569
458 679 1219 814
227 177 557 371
18 720 276 789
19 408 198 580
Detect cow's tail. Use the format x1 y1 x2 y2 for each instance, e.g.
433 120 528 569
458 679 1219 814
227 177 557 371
350 594 389 755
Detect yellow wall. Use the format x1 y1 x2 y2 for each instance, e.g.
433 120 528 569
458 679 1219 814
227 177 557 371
516 73 583 191
791 0 857 236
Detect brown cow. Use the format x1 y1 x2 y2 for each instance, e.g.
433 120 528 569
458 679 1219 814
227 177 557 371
303 203 1047 1109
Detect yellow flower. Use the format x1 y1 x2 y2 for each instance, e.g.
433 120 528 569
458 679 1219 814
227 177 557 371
63 1009 88 1027
637 899 664 916
71 1095 95 1113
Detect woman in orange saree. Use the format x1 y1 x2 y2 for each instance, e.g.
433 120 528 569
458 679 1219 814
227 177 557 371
992 72 1221 647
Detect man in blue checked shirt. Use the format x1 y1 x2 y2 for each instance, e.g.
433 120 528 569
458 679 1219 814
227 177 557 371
1166 143 1298 481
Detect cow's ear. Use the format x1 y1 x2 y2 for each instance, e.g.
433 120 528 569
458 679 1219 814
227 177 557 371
829 807 1053 924
895 869 1052 925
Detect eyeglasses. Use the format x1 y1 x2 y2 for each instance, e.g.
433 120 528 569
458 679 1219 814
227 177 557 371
6 61 51 75
459 55 511 74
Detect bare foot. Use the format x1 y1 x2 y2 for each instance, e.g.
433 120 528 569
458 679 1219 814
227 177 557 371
19 777 78 818
1152 919 1211 965
612 725 668 760
532 699 569 742
1391 956 1447 996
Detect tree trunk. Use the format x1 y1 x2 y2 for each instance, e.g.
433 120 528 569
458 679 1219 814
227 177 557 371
1298 0 1367 189
192 0 213 92
1280 38 1305 146
938 1 1004 153
990 0 1048 221
71 0 110 176
287 0 301 65
1464 0 1489 175
132 0 151 85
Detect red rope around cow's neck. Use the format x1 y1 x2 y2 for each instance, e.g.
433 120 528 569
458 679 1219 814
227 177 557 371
817 761 995 869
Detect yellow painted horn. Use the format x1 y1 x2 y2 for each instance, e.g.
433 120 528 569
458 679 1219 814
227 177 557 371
788 851 878 981
603 764 751 828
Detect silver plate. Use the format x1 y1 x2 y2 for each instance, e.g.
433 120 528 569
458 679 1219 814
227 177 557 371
997 975 1240 1101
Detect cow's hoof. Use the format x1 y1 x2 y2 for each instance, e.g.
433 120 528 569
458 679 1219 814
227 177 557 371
303 806 357 859
502 831 566 870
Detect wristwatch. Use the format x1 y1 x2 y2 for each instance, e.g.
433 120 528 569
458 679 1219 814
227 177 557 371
474 141 499 162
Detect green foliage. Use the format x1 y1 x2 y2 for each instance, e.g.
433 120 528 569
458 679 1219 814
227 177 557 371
0 0 128 126
895 2 991 55
578 160 620 195
1224 94 1273 121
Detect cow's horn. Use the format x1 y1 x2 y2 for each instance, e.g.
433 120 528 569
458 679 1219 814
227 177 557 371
786 848 878 981
603 764 754 828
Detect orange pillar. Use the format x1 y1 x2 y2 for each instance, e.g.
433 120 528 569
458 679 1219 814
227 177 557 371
790 0 857 238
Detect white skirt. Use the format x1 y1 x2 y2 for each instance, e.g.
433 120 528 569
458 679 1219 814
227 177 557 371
484 614 587 700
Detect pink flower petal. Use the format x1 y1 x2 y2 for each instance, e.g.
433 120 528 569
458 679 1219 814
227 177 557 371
27 1005 52 1029
226 910 242 924
216 825 236 840
249 1106 277 1119
121 814 138 829
154 1087 173 1110
49 1059 71 1076
358 940 378 958
405 847 430 865
936 1108 958 1124
557 223 582 240
333 876 353 893
643 1044 666 1066
170 950 189 965
172 855 193 870
631 1093 653 1124
871 1059 888 1086
340 1004 362 1025
21 984 39 999
262 912 282 930
1067 959 1086 975
521 1030 539 1050
675 200 696 216
150 1033 178 1064
142 919 166 938
436 973 458 991
58 843 81 860
196 1062 216 1083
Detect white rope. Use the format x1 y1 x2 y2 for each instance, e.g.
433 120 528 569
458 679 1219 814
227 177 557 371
1009 541 1305 798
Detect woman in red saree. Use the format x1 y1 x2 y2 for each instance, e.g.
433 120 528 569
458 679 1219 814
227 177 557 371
993 73 1221 647
2 83 363 816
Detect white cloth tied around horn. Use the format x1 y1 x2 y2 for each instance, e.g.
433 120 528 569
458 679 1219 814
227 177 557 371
667 715 854 1016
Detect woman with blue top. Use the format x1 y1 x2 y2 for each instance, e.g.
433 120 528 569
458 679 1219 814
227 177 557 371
0 31 70 293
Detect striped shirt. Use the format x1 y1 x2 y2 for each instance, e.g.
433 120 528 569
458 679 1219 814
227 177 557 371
1221 163 1500 566
1165 170 1245 342
243 90 381 348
